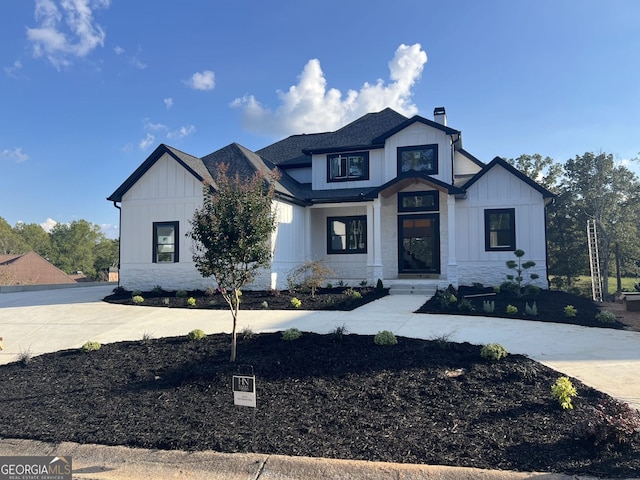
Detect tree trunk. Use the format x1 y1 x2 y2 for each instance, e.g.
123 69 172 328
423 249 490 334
616 243 622 292
229 289 240 363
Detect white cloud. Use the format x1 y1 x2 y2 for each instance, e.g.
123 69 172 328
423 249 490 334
40 217 58 233
100 223 119 239
164 97 173 109
26 0 111 69
231 43 427 136
0 147 29 163
4 60 23 77
144 121 168 132
186 70 215 91
167 125 196 140
139 133 155 150
113 45 124 55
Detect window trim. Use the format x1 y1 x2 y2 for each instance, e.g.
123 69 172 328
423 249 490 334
326 151 370 182
398 191 439 212
397 144 438 175
484 208 516 251
153 221 179 263
327 215 367 254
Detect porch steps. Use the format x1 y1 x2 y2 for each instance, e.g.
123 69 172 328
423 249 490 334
388 282 438 296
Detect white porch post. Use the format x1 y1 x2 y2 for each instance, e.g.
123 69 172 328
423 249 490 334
447 194 458 287
367 198 384 283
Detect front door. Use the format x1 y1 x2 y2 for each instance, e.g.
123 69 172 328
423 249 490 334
398 214 440 274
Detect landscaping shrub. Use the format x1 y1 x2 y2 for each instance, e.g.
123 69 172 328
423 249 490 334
506 304 518 315
330 324 349 341
595 311 616 324
573 398 640 447
187 297 197 307
282 328 302 341
132 295 144 304
564 305 577 317
480 343 508 361
81 341 101 352
187 329 206 341
505 249 539 297
291 297 302 308
376 278 384 290
551 376 577 409
458 298 474 312
483 300 495 313
176 290 188 298
344 288 362 299
525 301 538 316
374 330 398 346
286 260 334 298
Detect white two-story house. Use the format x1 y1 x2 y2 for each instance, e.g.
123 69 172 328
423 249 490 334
107 107 554 292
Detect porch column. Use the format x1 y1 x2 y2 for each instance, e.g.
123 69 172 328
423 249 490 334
447 194 458 286
367 199 384 282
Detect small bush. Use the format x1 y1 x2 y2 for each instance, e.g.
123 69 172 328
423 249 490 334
141 332 154 342
132 290 143 297
374 330 398 346
81 341 101 352
17 347 32 366
551 376 577 409
132 295 144 304
291 297 302 308
187 329 206 341
499 281 520 296
506 304 518 315
176 290 188 298
344 288 362 299
481 343 508 361
261 301 269 309
525 301 538 316
458 298 474 312
376 278 384 290
162 297 170 306
152 285 164 293
595 311 616 324
282 328 302 341
431 332 454 350
523 284 541 296
330 324 349 341
287 260 334 298
186 297 197 307
240 326 255 339
483 300 495 313
573 398 640 446
564 305 577 317
112 286 128 296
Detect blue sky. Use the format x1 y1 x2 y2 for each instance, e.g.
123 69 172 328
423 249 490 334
1 0 639 239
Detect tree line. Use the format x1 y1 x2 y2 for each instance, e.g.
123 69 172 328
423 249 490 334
0 218 119 281
506 152 640 296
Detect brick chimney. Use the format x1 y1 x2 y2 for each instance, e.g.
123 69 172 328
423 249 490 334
434 107 447 126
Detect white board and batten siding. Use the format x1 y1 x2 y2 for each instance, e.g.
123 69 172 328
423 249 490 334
455 164 548 288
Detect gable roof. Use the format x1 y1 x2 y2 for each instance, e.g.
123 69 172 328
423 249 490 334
365 172 465 200
372 114 460 144
462 157 555 200
107 144 213 202
0 251 77 286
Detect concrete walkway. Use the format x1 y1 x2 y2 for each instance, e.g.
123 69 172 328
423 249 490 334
1 285 639 479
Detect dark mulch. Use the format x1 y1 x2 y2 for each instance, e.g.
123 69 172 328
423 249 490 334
104 286 388 311
417 285 629 330
1 332 639 477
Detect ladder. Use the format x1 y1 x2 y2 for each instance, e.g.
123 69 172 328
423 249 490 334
587 220 603 302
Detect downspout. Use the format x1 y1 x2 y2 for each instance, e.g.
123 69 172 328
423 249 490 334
112 201 122 287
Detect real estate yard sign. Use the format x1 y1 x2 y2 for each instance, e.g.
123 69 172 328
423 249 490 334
233 375 256 407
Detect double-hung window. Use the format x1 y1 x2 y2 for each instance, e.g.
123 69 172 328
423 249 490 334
484 209 515 251
153 221 179 263
327 216 367 254
327 152 369 182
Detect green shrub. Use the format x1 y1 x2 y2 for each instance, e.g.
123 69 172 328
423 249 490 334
499 281 520 296
282 328 302 341
291 297 302 308
81 341 101 352
344 288 362 299
525 301 538 316
261 301 269 309
330 324 349 341
573 398 640 446
186 297 197 307
286 260 334 298
132 290 143 297
506 304 518 315
523 284 541 297
551 376 577 409
187 329 206 341
595 311 616 324
483 300 495 313
176 290 188 298
480 343 508 361
132 295 145 304
152 285 164 293
374 330 398 346
240 326 255 339
505 249 539 297
458 298 474 312
564 305 577 317
376 278 384 290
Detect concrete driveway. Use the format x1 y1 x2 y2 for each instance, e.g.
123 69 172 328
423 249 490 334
1 284 639 411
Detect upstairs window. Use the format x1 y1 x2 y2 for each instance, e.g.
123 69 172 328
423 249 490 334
153 221 179 263
484 209 515 251
398 191 439 212
397 144 438 175
327 152 369 182
327 216 367 254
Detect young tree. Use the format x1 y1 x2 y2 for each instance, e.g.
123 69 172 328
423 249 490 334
187 164 278 362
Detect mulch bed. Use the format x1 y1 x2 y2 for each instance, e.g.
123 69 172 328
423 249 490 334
417 285 629 330
1 332 639 477
104 286 388 311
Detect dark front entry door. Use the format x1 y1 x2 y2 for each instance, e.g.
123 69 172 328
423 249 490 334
398 214 440 274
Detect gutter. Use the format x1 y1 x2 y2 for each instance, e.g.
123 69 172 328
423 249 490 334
111 201 122 286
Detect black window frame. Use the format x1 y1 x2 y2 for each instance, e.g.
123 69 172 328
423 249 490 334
398 191 439 212
397 144 438 175
327 152 370 182
153 221 179 263
327 215 367 254
484 208 516 251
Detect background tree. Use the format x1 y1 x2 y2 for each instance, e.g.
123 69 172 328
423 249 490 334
50 220 104 278
187 165 278 362
13 222 51 258
93 238 120 279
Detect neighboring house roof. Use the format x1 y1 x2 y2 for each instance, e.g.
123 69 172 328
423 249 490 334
462 157 556 201
107 144 214 202
0 251 77 286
